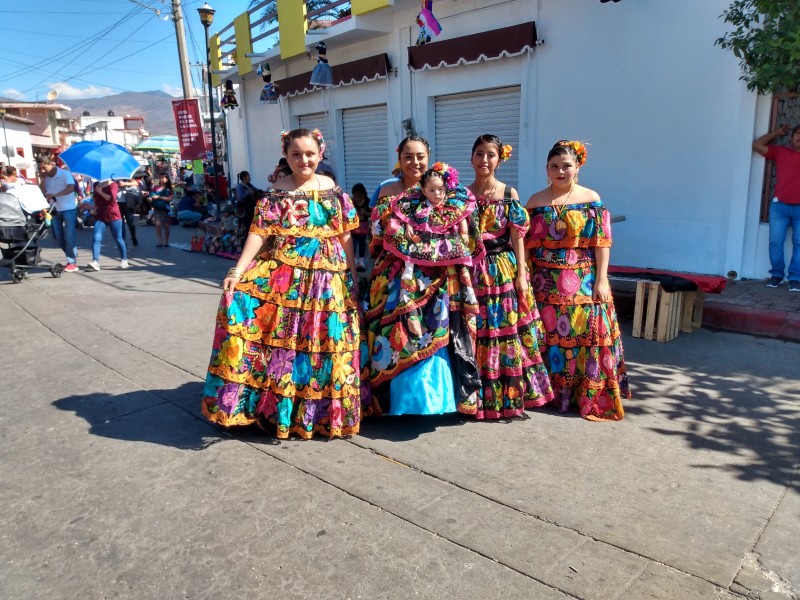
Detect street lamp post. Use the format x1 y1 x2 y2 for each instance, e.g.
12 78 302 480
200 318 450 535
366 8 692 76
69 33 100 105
197 2 221 217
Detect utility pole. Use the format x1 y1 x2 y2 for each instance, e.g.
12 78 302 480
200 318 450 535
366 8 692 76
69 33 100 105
129 0 194 99
171 0 194 99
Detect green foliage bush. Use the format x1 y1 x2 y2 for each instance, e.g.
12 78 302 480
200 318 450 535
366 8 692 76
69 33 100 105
715 1 800 94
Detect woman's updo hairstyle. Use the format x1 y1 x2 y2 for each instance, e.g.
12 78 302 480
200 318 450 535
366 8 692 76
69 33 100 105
281 128 325 155
547 140 588 167
396 135 430 158
471 134 501 156
471 134 513 162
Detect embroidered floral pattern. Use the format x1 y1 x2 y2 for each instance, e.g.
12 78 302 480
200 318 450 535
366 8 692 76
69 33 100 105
202 188 362 439
381 186 484 266
472 193 553 419
525 201 630 421
365 191 483 416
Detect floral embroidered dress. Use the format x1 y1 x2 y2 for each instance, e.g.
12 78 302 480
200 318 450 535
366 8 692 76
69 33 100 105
201 187 362 439
365 186 484 416
472 189 554 419
525 201 630 421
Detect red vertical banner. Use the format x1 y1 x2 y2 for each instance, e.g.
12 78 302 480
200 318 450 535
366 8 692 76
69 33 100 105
172 98 207 160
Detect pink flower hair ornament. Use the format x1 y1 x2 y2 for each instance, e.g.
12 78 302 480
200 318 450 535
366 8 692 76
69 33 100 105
279 129 327 158
429 161 460 190
310 128 327 158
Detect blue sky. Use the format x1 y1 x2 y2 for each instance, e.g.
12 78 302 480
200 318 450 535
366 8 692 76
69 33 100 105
0 0 246 101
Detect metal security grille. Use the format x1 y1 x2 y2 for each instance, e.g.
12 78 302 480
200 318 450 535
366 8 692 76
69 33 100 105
342 104 389 195
298 112 334 172
434 86 521 190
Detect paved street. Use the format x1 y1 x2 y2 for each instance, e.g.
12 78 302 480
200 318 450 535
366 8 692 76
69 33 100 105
1 224 798 599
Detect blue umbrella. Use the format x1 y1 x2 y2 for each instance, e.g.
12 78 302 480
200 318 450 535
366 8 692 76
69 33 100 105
60 140 141 181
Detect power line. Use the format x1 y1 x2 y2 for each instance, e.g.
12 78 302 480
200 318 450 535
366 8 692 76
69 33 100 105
36 32 176 93
17 7 150 94
1 27 168 43
0 6 145 84
0 10 134 14
1 53 179 81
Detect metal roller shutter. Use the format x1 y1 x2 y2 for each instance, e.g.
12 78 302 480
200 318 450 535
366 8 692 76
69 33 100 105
298 112 333 169
342 104 389 196
434 86 521 190
298 113 330 140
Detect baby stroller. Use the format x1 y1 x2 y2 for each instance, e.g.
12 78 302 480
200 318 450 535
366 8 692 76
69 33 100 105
0 187 63 283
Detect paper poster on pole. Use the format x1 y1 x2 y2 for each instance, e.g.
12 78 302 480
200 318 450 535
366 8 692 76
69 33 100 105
172 98 206 160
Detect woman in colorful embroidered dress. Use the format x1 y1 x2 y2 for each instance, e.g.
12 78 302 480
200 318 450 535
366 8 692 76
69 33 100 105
467 135 554 419
525 140 630 421
201 128 362 439
366 155 484 416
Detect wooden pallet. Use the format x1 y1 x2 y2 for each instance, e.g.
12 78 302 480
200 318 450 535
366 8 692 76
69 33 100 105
610 277 705 342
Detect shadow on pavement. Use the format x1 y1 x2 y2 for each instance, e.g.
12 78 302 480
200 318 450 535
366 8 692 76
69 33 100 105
53 382 228 451
627 361 799 491
358 413 469 441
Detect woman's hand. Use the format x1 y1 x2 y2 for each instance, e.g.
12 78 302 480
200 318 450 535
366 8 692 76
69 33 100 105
223 266 243 292
515 273 529 296
222 275 240 292
593 277 612 302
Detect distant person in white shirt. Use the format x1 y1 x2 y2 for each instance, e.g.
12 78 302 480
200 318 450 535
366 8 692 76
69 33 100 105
40 157 79 272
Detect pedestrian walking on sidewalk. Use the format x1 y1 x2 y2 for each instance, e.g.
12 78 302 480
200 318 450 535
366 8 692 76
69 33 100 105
235 170 259 235
115 178 140 246
201 128 362 440
150 173 172 247
526 140 630 421
86 181 128 271
752 124 800 292
40 157 80 272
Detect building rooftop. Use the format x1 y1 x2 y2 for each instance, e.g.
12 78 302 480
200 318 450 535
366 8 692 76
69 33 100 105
0 102 72 112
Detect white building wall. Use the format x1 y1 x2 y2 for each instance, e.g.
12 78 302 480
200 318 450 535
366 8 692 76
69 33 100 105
532 0 757 276
225 78 284 191
224 0 772 278
79 116 143 149
1 121 36 178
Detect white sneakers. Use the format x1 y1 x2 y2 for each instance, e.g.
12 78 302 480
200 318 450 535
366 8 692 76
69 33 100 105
87 260 129 270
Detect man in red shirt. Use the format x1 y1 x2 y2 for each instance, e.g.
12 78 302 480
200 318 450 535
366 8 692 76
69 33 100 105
753 124 800 291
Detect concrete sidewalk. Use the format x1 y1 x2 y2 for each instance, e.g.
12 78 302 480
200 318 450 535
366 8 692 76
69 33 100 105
1 223 798 599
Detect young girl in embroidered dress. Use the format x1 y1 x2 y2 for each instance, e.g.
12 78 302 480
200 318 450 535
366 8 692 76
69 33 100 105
366 161 484 416
525 140 630 421
201 128 362 439
467 134 554 419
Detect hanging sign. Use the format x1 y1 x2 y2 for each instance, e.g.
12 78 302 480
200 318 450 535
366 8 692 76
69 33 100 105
172 98 206 160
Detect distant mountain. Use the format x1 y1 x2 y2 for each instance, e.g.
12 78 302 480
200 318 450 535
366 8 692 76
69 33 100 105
66 91 180 136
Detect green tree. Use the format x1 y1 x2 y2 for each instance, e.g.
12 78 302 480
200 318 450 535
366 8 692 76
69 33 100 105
715 1 800 94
